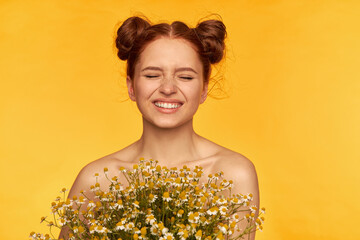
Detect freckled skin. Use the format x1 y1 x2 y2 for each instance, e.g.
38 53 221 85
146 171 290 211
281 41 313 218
59 38 260 240
129 38 207 129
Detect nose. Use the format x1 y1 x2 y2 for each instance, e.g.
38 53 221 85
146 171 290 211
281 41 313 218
159 76 177 95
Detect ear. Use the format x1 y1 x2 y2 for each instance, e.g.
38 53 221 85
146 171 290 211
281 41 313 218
200 82 208 104
126 76 136 101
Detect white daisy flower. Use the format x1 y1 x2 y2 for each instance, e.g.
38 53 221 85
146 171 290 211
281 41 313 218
133 200 140 208
86 211 94 218
207 207 219 215
115 221 125 230
58 218 67 227
146 214 156 225
260 207 266 214
188 212 200 223
76 196 86 205
89 225 96 234
230 197 241 204
216 198 227 205
177 209 184 217
125 222 135 232
249 205 258 214
87 200 96 208
163 232 174 240
63 199 73 208
219 225 228 234
219 206 228 215
149 194 158 203
150 224 159 236
94 225 108 233
162 227 169 235
232 214 241 222
162 192 172 202
195 230 202 240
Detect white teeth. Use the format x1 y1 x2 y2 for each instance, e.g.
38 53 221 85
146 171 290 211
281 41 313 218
154 102 181 109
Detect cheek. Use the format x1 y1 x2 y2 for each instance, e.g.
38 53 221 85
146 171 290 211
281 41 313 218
182 83 203 100
134 81 157 99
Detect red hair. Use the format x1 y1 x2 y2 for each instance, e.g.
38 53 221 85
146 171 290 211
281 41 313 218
115 16 226 83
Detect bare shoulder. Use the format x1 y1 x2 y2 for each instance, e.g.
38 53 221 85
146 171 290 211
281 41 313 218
201 138 257 179
67 148 135 199
208 145 260 240
217 148 257 180
209 144 259 199
75 157 118 181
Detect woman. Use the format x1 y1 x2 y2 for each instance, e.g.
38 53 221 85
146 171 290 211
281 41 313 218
60 16 260 239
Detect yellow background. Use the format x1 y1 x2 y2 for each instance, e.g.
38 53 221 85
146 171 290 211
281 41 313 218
1 0 359 239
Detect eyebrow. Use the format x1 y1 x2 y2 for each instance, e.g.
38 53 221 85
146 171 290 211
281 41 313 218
141 66 198 74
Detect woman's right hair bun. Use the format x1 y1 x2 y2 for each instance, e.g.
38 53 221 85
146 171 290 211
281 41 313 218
115 16 151 60
195 19 227 64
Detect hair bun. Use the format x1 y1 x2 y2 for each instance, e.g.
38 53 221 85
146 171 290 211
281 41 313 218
115 16 151 60
195 20 226 64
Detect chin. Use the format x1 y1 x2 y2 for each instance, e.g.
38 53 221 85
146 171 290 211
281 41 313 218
147 117 191 129
153 121 183 129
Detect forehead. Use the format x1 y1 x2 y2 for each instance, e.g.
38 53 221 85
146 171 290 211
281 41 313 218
136 37 203 71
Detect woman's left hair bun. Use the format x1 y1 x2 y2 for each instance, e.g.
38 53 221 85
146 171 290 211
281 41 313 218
115 16 151 60
195 19 226 64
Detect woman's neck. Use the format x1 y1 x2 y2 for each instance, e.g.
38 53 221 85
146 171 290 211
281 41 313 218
134 118 203 166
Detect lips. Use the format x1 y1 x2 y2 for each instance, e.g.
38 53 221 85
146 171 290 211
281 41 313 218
154 102 181 109
152 99 184 111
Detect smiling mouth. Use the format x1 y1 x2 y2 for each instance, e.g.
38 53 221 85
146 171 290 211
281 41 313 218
154 101 183 109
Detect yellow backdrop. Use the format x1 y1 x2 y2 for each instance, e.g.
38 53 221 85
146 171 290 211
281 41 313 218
1 0 359 239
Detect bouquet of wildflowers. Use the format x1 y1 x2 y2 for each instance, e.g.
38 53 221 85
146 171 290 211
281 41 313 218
30 159 265 240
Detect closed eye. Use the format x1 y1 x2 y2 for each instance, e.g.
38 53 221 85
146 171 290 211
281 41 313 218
179 76 194 80
145 75 159 79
